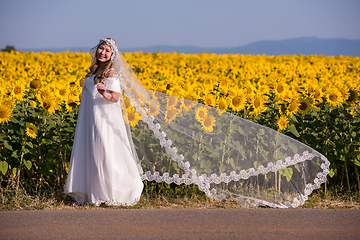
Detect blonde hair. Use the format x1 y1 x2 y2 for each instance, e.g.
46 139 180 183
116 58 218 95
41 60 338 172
86 38 117 84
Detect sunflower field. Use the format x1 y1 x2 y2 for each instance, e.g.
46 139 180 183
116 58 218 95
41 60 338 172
0 50 359 201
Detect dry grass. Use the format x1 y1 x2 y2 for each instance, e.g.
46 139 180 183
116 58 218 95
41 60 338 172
1 188 359 211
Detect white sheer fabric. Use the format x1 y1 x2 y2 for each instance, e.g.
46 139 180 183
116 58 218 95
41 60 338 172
65 38 330 208
64 76 144 206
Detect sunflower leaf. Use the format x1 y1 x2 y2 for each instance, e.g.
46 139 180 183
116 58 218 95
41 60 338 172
23 159 32 170
288 124 300 137
4 141 13 151
0 161 8 175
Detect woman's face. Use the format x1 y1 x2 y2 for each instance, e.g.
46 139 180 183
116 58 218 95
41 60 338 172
97 43 112 62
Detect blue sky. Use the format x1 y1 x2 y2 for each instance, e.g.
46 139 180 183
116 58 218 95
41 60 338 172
1 0 359 51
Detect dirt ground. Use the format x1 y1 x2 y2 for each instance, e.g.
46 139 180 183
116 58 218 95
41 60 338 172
1 208 359 239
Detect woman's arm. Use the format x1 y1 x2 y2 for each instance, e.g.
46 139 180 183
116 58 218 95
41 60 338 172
96 84 120 102
96 69 120 102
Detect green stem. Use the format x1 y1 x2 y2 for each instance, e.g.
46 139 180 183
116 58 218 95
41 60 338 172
274 171 277 192
16 151 25 193
278 173 281 193
354 164 360 194
344 160 351 192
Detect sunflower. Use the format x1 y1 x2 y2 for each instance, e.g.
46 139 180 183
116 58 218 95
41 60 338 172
216 97 228 112
164 108 179 123
30 101 37 108
182 94 197 112
249 94 267 116
155 85 166 95
244 83 255 99
312 89 324 104
12 81 26 100
57 87 69 101
274 82 288 100
126 109 142 127
204 94 216 107
277 116 289 130
195 106 208 123
147 102 159 116
196 88 208 101
201 115 216 132
29 78 42 90
1 97 16 109
168 85 185 98
38 87 52 100
68 86 80 96
219 79 228 88
230 93 246 112
38 69 46 78
0 104 13 124
298 98 312 114
167 95 178 108
305 81 316 95
345 88 358 105
79 77 85 87
123 96 132 109
338 85 350 100
26 123 38 138
286 99 299 116
326 88 343 106
65 95 77 112
41 97 56 115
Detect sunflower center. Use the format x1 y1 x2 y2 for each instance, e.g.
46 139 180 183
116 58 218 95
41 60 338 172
128 112 135 121
246 87 252 94
0 109 8 118
288 101 298 112
168 96 177 106
30 79 42 89
279 120 286 127
59 89 66 96
205 98 212 105
232 96 242 107
14 86 22 95
254 97 261 108
184 100 192 107
204 118 212 127
277 85 284 93
124 97 131 108
219 100 226 110
299 102 308 111
198 110 206 118
28 128 35 134
167 109 177 118
346 90 356 102
329 93 338 101
43 101 51 110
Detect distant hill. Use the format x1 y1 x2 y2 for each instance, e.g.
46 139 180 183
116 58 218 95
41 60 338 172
17 37 360 56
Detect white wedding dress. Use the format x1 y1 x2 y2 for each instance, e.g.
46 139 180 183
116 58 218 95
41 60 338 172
64 75 144 206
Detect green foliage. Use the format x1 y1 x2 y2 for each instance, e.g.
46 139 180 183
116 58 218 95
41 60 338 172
0 93 77 196
1 45 16 52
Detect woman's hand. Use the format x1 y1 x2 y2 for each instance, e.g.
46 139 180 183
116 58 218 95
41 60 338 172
96 83 120 102
97 83 106 95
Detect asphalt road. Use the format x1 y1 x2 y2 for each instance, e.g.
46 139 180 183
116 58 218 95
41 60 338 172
1 208 359 239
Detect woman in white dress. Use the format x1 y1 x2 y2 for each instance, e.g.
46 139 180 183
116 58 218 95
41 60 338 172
64 38 143 206
65 38 330 208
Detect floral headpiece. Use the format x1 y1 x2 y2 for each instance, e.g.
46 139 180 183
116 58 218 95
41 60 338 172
97 38 118 61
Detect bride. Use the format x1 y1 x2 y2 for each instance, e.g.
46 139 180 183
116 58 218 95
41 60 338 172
64 38 143 206
65 38 330 208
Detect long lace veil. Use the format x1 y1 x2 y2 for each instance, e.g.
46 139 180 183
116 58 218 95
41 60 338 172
90 39 330 208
